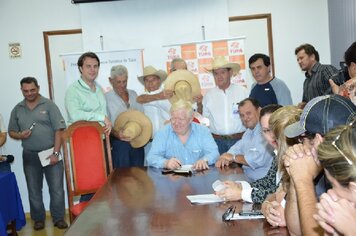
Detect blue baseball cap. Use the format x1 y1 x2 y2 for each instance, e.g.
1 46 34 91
285 95 356 137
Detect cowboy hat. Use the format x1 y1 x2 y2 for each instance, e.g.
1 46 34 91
163 69 201 104
114 110 152 148
208 56 241 74
138 66 168 85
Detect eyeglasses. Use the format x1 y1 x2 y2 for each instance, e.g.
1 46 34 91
222 205 236 221
297 131 316 144
262 128 273 134
331 119 355 166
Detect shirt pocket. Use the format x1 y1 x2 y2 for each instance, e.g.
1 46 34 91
190 149 203 160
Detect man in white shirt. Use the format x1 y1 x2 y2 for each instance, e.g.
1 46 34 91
137 66 171 135
203 56 248 154
136 66 171 158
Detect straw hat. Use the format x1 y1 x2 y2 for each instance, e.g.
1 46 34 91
137 66 168 85
114 110 152 148
163 69 201 104
208 56 241 74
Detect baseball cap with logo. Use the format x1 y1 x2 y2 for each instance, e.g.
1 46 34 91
284 95 356 138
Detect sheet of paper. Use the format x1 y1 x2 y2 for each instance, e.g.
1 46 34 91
231 213 265 220
174 164 193 173
38 148 62 167
186 194 224 204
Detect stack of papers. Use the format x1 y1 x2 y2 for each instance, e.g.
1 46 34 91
162 164 194 175
231 214 265 220
186 194 224 204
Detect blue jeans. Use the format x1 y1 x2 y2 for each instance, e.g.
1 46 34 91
22 149 65 223
110 137 144 168
214 138 240 154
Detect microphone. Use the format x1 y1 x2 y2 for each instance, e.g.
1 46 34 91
0 155 14 163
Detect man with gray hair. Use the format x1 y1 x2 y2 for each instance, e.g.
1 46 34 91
147 99 219 170
170 58 187 73
106 65 144 168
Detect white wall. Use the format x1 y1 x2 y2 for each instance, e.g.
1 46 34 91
79 0 229 76
0 0 81 213
228 0 331 104
0 0 331 213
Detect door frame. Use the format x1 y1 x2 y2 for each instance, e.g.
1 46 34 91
229 13 274 75
43 29 82 100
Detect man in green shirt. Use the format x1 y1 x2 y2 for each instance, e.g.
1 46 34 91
65 52 111 134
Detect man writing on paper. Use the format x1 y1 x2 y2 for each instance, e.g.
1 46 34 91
8 77 68 231
147 99 219 170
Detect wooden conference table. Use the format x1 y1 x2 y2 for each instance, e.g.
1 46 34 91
65 165 289 236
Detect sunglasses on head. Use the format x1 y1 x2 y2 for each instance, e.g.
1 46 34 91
331 119 355 166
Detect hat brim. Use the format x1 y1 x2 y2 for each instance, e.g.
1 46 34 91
284 122 306 138
138 70 167 85
114 110 152 148
164 70 201 104
208 63 241 74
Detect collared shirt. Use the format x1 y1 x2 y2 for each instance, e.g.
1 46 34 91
203 83 248 135
227 123 273 181
302 62 339 102
65 78 107 125
8 96 66 151
250 77 293 107
141 88 171 137
105 89 143 124
147 123 219 168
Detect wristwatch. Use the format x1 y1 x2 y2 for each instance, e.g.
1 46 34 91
232 154 236 162
53 151 60 158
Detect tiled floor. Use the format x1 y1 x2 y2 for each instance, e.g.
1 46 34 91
16 213 69 236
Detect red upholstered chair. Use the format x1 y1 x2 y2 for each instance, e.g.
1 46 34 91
62 121 113 223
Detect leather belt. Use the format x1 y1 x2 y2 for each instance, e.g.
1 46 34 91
212 132 244 140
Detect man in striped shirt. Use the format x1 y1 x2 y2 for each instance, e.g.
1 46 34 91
295 43 341 108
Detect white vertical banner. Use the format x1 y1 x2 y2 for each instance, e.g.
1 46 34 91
60 49 145 94
164 37 247 94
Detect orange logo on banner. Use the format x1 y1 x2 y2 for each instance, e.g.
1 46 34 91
229 41 244 55
230 55 246 70
199 73 215 91
197 44 212 58
186 59 198 74
181 44 196 60
212 41 228 56
167 47 179 60
198 58 213 73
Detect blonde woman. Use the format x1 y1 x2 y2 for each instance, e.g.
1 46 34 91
314 121 356 235
215 105 302 212
261 105 302 227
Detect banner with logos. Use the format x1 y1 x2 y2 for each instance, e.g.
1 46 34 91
164 37 247 93
60 49 144 94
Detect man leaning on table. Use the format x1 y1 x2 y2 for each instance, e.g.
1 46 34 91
215 98 274 182
146 99 219 170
